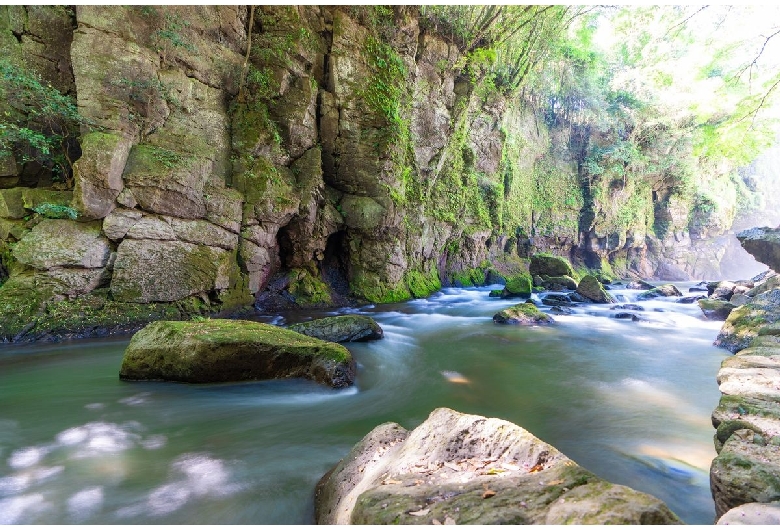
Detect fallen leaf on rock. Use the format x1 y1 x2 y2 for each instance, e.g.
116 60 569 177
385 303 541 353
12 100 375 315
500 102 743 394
547 479 564 486
484 468 505 475
482 489 496 499
529 464 544 473
409 509 430 517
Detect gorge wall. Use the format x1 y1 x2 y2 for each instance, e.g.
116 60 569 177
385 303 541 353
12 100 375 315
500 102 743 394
0 6 775 341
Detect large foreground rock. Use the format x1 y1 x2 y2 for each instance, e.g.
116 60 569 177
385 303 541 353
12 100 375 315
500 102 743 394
288 315 383 342
119 319 355 388
315 408 681 525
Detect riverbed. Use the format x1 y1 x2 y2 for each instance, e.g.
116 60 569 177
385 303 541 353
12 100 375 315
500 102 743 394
0 283 728 524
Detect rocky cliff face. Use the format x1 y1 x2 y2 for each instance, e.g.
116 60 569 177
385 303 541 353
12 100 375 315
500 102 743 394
0 6 774 340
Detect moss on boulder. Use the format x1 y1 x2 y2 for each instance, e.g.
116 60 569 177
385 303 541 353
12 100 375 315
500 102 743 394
493 302 554 325
502 274 532 298
404 269 441 299
289 315 383 342
529 253 575 279
699 299 737 320
636 283 682 301
577 274 616 304
111 239 232 303
119 319 355 388
12 219 110 270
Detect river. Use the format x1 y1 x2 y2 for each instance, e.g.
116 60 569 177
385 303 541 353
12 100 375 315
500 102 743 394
0 283 728 524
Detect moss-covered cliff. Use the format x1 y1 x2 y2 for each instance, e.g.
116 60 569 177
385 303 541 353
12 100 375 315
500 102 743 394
0 6 776 341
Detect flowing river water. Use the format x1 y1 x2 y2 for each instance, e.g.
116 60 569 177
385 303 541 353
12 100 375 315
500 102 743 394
0 282 728 524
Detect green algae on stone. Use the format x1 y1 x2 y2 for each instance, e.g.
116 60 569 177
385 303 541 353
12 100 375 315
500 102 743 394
503 274 532 298
119 319 355 387
577 274 616 304
288 268 332 306
493 302 554 325
404 269 441 299
529 253 575 279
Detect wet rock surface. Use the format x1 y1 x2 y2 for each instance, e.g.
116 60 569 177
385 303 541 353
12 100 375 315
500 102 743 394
119 319 355 388
315 408 682 525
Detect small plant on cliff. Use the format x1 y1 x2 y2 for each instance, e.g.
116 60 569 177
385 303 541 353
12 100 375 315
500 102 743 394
0 58 89 185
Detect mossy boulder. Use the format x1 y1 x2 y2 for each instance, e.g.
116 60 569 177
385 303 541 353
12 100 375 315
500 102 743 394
710 430 780 518
502 274 532 298
636 283 682 301
12 219 110 270
287 268 333 307
699 299 737 320
119 319 355 388
493 302 554 325
529 253 575 279
576 274 616 304
0 188 26 219
111 239 232 303
542 275 578 291
288 315 383 343
715 289 780 353
315 408 681 525
404 269 441 298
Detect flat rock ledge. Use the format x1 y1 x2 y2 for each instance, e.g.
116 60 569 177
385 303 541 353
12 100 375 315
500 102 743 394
315 408 681 525
119 319 355 388
288 315 383 343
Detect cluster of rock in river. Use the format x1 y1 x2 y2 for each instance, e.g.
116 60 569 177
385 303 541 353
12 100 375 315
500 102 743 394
116 226 780 524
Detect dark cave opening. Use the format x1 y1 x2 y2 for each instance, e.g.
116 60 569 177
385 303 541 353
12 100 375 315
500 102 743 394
320 230 350 296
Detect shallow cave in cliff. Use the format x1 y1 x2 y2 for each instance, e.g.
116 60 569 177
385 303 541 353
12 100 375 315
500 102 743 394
320 230 350 296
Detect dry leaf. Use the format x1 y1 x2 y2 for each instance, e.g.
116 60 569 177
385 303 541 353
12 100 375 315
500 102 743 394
409 509 430 517
529 464 544 473
484 468 505 475
547 479 564 486
482 489 496 499
444 516 456 525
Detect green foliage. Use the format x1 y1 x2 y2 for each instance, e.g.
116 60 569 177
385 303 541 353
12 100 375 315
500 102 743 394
0 58 88 183
31 203 78 220
360 36 408 134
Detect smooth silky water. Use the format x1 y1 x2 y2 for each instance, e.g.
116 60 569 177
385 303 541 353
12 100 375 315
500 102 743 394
0 283 728 524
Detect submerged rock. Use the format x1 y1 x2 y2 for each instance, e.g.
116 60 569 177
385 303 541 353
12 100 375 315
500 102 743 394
288 315 383 342
315 408 681 525
541 293 572 307
636 283 682 300
493 302 554 325
119 319 355 388
576 274 616 304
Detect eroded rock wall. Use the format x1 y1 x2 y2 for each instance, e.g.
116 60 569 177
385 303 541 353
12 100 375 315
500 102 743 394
0 6 773 341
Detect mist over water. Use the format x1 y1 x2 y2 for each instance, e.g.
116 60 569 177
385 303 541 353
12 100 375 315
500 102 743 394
0 284 727 524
